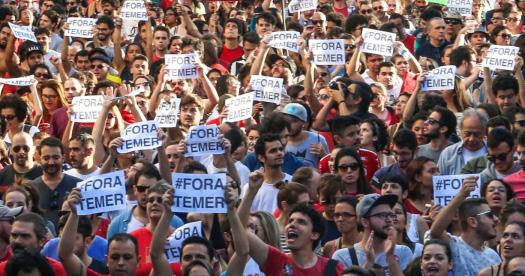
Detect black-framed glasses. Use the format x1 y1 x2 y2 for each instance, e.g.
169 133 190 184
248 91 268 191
333 212 356 218
487 150 511 162
368 212 397 220
344 44 356 50
425 118 441 125
34 72 51 78
12 145 30 153
91 64 106 70
338 163 360 172
515 120 525 127
498 33 511 39
0 114 16 121
475 210 498 220
360 9 373 14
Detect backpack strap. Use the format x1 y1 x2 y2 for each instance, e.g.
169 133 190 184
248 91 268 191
324 259 339 276
347 246 359 265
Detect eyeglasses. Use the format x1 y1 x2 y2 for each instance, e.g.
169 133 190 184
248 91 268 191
444 19 462 25
338 163 360 172
498 33 511 39
492 17 507 22
12 145 30 153
333 212 356 218
91 64 106 70
136 185 149 193
368 211 397 220
344 44 356 50
360 9 373 14
475 210 498 220
320 198 337 205
311 19 324 25
487 150 511 162
425 118 441 125
317 94 330 100
0 115 16 121
147 196 163 204
373 6 384 10
66 1 76 6
515 120 525 127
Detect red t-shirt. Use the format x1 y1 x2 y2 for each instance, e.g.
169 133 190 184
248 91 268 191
219 45 243 70
318 149 380 184
402 35 416 54
262 246 344 275
401 71 418 94
505 170 525 201
130 227 182 276
0 256 66 276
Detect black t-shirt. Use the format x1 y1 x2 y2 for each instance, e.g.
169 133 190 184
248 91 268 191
89 258 109 274
0 165 43 190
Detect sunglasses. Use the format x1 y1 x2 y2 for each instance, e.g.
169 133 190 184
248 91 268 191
498 33 511 39
338 163 360 172
13 145 30 153
311 19 324 25
34 72 51 78
147 196 163 204
445 19 462 25
475 210 498 220
515 120 525 127
317 94 330 100
487 151 511 162
0 115 16 121
136 185 149 193
373 6 383 10
345 44 356 50
360 9 373 14
425 118 441 125
91 64 106 70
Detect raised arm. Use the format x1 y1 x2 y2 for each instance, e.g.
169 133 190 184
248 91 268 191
60 25 72 75
112 17 126 73
225 184 249 276
156 131 172 183
238 171 264 226
145 20 154 66
303 50 322 114
515 58 525 106
196 62 219 114
148 65 167 117
402 73 423 121
150 188 175 276
483 66 495 104
312 95 335 131
1 32 22 77
395 42 422 74
92 93 118 166
177 4 202 39
99 137 124 174
29 79 43 125
346 38 366 82
249 34 271 76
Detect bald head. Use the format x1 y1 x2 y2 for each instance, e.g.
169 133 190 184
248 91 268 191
11 132 34 166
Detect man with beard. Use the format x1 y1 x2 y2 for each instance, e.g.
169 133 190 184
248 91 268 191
0 205 23 263
0 133 42 192
94 16 115 60
0 23 16 68
480 128 521 184
0 213 66 275
332 194 410 272
430 177 502 276
30 137 81 228
416 106 456 163
2 38 44 78
64 133 101 180
101 0 119 16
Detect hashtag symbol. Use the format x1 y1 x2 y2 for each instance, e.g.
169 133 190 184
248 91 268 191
174 178 183 190
435 179 443 191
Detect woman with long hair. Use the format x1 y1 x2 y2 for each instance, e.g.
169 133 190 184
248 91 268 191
333 148 375 196
393 202 423 257
404 157 440 215
322 196 362 257
479 221 525 276
37 80 68 133
360 116 392 166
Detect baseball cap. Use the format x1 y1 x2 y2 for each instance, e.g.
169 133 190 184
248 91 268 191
0 205 23 220
90 54 111 65
281 103 307 122
466 27 490 40
356 193 398 220
18 41 43 59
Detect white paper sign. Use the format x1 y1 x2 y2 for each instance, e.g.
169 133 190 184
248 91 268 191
269 31 300 52
171 173 227 213
117 120 162 153
310 39 345 65
447 0 472 16
164 221 203 264
122 19 139 40
249 75 283 104
121 0 148 21
8 23 36 42
421 65 457 91
155 96 180 128
71 96 103 123
165 54 199 80
0 75 34 86
360 28 396 57
288 0 318 13
225 92 254 122
65 17 97 38
482 45 519 71
76 171 127 215
185 125 224 157
433 174 481 206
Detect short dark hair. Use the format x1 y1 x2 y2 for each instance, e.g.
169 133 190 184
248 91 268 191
449 46 475 67
423 239 452 262
96 15 115 30
378 61 395 73
256 12 277 26
380 174 408 192
481 179 515 203
41 10 59 25
69 133 95 149
277 182 309 210
345 14 368 34
0 6 14 22
0 94 28 122
59 214 92 239
6 249 54 276
131 54 149 65
254 133 281 159
38 136 64 156
34 28 51 37
487 127 514 149
459 198 488 229
133 161 161 186
182 259 214 276
518 130 525 147
153 25 170 37
362 117 389 152
14 213 48 241
329 115 361 137
501 202 525 226
492 74 519 96
289 204 325 249
487 115 511 131
260 113 291 134
181 236 215 261
182 160 208 174
108 233 139 257
393 128 418 151
433 106 457 138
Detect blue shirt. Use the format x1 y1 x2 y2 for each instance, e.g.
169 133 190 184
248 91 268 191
242 152 308 175
41 235 108 262
415 40 450 65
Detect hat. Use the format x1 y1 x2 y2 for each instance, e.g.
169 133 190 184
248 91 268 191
281 103 307 122
268 54 297 75
0 206 23 219
90 54 111 65
18 41 43 59
444 11 462 21
466 27 490 40
356 193 398 220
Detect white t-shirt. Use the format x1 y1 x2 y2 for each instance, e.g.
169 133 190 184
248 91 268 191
462 146 487 163
244 173 292 213
127 214 146 233
64 167 101 180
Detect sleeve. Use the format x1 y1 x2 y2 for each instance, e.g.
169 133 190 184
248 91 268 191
260 246 286 274
331 249 353 269
320 135 329 155
437 149 448 176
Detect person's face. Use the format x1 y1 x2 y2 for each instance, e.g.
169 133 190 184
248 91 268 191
63 79 83 104
514 113 525 134
96 23 112 41
411 119 428 145
444 18 462 33
460 116 485 151
232 141 246 161
311 12 326 35
423 112 442 139
378 66 394 88
107 239 139 276
180 103 202 127
256 18 273 35
381 182 404 201
243 41 257 58
284 115 304 137
75 55 90 72
36 34 49 49
248 216 265 241
226 78 241 96
366 204 394 239
165 144 181 172
428 19 446 41
488 142 514 173
27 52 44 67
68 140 90 170
131 60 149 78
470 33 487 48
259 140 284 167
441 47 452 65
337 155 360 185
168 79 189 96
415 0 427 9
392 145 414 169
271 59 288 78
420 244 452 276
495 29 512 45
5 191 28 212
495 89 517 113
41 87 59 112
207 71 220 87
386 0 397 14
38 15 52 29
20 0 33 9
153 30 169 51
34 67 49 83
11 135 33 167
146 191 164 220
366 55 385 73
90 60 109 81
1 107 20 130
40 145 63 176
334 202 357 233
360 122 376 149
102 3 115 15
169 38 183 54
392 203 405 232
181 244 210 271
359 4 373 15
20 9 33 25
492 12 507 26
419 161 439 186
164 9 177 25
126 45 142 62
372 1 386 17
72 232 88 257
0 27 10 48
247 129 259 153
393 57 408 76
10 221 41 251
485 180 508 211
224 22 239 39
394 95 409 117
285 211 318 251
508 12 521 28
133 175 157 208
474 204 500 240
335 125 361 150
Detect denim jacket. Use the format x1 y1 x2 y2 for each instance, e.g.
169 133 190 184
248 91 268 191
107 206 183 239
437 141 488 176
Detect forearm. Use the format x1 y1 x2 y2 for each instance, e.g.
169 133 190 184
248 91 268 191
58 212 85 275
312 101 333 131
250 47 270 76
238 187 257 226
430 194 465 239
99 154 116 174
201 76 219 114
61 36 72 73
158 146 172 184
147 82 163 117
182 13 202 38
402 89 419 121
92 106 110 165
517 70 525 105
387 255 404 276
150 212 173 276
305 65 322 114
113 27 125 72
483 67 495 104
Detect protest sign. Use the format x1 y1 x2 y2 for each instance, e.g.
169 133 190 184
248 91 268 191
8 23 37 42
360 28 396 57
288 0 317 13
165 54 199 80
164 221 203 264
225 92 254 122
65 17 97 38
310 39 345 65
482 45 519 71
0 75 34 86
268 31 300 52
433 174 481 206
117 121 162 153
120 0 148 21
71 96 103 123
185 125 224 157
171 173 227 213
122 19 138 40
447 0 472 16
76 171 126 215
155 96 180 128
421 65 456 91
249 75 283 104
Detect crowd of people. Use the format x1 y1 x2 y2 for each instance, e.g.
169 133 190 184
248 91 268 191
0 0 525 275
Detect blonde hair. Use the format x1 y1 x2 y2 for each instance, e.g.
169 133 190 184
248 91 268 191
252 211 282 250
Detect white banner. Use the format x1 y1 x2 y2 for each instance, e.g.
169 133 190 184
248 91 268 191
185 125 224 157
421 65 456 91
76 171 127 215
155 96 180 128
164 221 203 264
71 96 103 123
447 0 473 16
117 121 162 153
0 75 34 86
433 174 481 206
65 17 97 38
122 19 139 40
268 31 300 52
360 28 396 57
225 92 254 122
310 39 345 65
8 23 36 42
288 0 317 13
171 173 227 213
121 0 148 21
482 45 519 71
249 75 283 104
165 54 199 80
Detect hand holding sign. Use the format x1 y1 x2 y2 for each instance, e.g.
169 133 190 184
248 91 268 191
225 182 239 210
108 137 125 158
433 174 480 206
66 188 82 215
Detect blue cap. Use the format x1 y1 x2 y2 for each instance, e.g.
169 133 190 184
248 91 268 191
281 103 307 122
